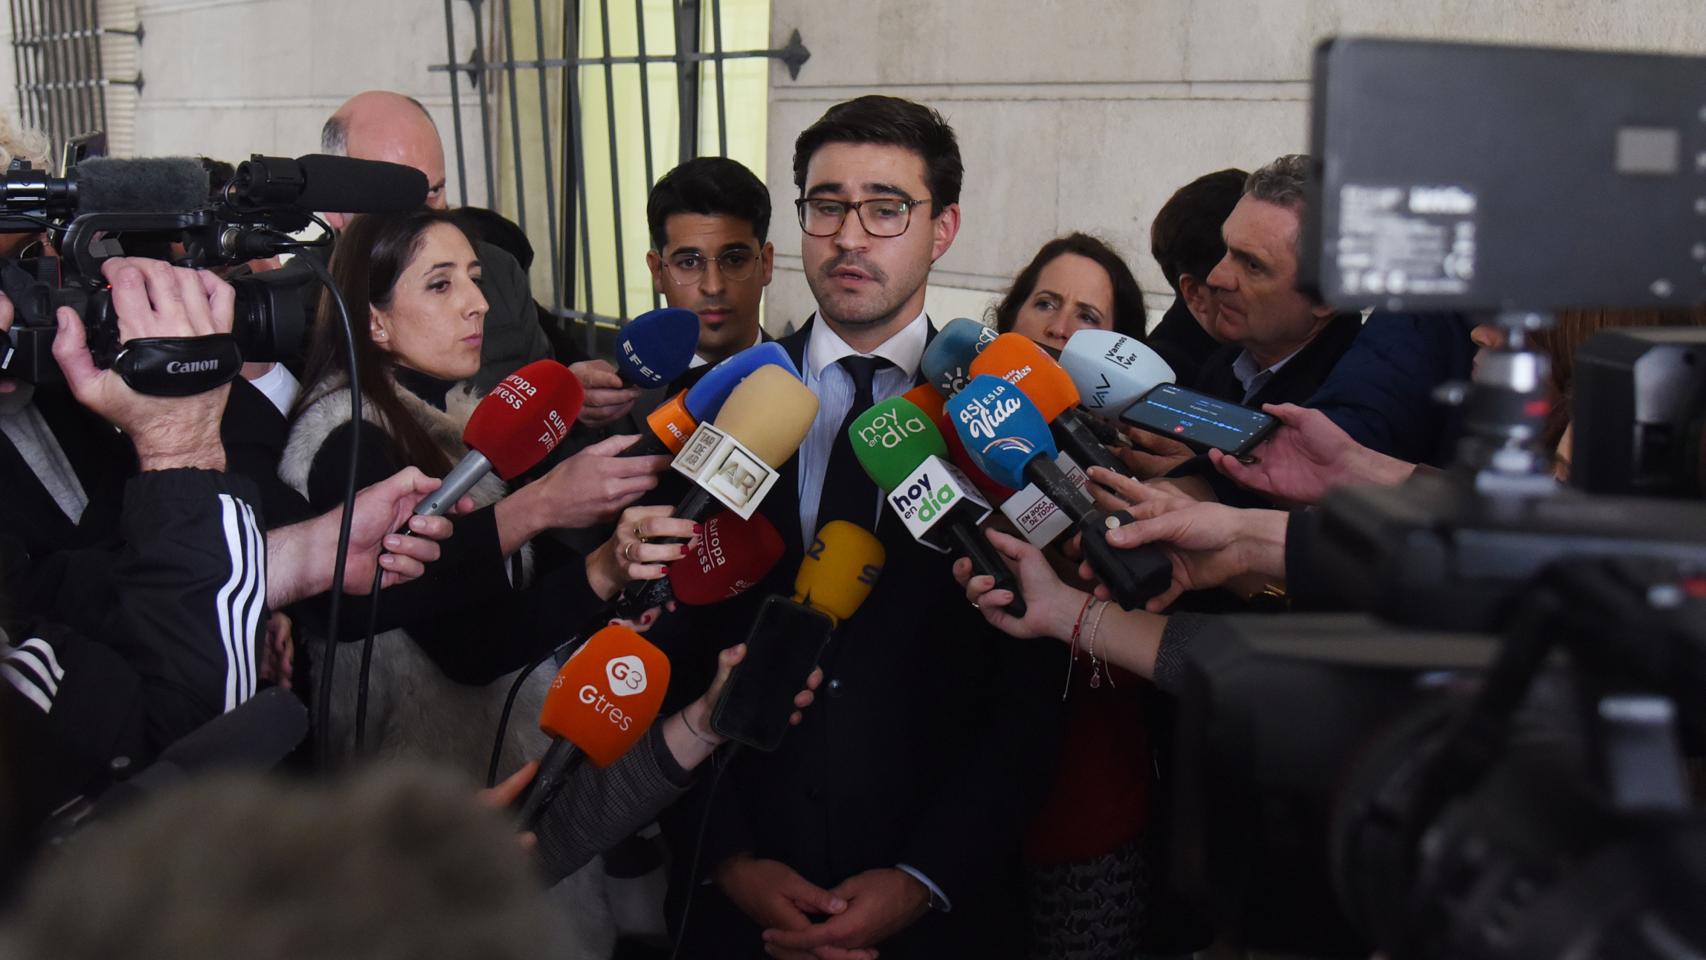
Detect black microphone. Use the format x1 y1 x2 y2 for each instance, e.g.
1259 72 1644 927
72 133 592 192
232 154 429 213
67 156 211 214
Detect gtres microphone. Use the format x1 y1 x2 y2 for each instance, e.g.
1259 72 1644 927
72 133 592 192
971 332 1133 478
413 359 585 517
514 624 670 829
622 340 803 459
848 396 1027 616
711 522 884 751
613 509 785 619
233 154 430 213
1058 329 1176 419
614 307 700 389
920 317 999 398
949 375 1172 610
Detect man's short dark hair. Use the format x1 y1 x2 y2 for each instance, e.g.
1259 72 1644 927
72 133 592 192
1150 168 1247 294
646 156 771 251
792 95 962 213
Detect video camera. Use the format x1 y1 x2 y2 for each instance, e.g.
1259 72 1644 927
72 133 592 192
1162 38 1706 959
0 149 427 396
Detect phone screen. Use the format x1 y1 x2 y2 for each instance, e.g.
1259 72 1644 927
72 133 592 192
1119 383 1277 455
711 596 833 751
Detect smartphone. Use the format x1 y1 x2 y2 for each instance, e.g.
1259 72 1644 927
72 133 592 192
711 595 833 751
1119 383 1278 456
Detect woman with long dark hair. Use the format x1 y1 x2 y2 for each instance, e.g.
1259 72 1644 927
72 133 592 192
991 232 1147 350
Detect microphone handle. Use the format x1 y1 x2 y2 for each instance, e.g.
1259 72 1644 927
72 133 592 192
619 431 673 459
947 521 1027 618
614 574 675 620
613 485 715 610
515 737 586 830
1053 411 1132 478
416 450 493 518
1077 510 1173 611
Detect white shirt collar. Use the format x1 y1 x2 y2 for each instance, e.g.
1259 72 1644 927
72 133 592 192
1231 343 1306 396
687 328 765 370
804 309 929 381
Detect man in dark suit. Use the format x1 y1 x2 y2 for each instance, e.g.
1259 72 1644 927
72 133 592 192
659 95 1063 960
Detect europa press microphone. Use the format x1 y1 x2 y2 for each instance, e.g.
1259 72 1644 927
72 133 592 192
514 624 672 829
623 340 804 459
848 396 1027 616
920 317 999 397
611 364 819 611
971 333 1133 477
949 374 1171 610
615 509 786 618
412 359 586 517
1057 329 1177 420
711 521 885 750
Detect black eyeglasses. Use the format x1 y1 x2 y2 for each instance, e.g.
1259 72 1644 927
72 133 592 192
795 197 933 238
661 248 760 285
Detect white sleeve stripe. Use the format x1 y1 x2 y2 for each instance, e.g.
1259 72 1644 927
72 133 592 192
4 646 59 697
214 494 248 712
17 637 64 682
231 499 265 703
1 662 53 713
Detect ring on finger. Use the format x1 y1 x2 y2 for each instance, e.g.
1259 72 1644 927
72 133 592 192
623 541 638 563
632 524 644 540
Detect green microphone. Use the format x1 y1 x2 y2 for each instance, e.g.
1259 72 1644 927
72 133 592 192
848 397 1027 617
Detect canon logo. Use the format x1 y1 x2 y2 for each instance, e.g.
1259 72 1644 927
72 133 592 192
166 359 220 374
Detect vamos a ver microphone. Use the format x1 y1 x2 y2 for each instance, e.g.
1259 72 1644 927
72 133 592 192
515 624 671 828
413 359 586 517
848 396 1028 616
950 375 1172 610
625 340 803 458
1057 329 1176 419
711 521 885 751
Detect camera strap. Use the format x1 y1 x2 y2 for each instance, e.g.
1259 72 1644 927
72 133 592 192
112 334 243 397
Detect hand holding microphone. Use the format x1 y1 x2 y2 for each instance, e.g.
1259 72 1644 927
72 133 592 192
611 507 786 620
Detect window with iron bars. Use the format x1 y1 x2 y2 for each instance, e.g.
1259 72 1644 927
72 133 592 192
8 0 141 164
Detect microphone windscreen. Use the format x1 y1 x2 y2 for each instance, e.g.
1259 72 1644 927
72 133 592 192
848 397 947 492
292 154 429 213
462 360 585 478
684 341 801 421
74 157 211 213
919 317 998 397
669 510 785 604
712 365 819 467
901 382 947 423
944 418 1017 500
616 307 700 387
537 625 670 767
970 332 1082 421
1058 329 1176 418
947 374 1058 490
795 520 886 625
644 389 698 454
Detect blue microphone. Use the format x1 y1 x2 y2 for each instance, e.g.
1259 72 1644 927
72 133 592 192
948 375 1171 610
615 307 701 388
920 317 998 398
684 341 802 422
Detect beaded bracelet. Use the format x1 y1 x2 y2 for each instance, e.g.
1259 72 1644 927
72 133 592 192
1084 600 1115 689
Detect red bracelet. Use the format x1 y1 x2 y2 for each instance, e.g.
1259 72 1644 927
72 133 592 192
1061 592 1094 700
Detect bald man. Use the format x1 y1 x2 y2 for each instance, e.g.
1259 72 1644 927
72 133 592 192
318 92 636 426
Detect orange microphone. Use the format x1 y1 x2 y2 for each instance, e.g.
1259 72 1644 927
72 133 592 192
970 332 1133 478
514 624 671 828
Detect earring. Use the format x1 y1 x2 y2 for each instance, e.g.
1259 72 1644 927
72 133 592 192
373 330 387 341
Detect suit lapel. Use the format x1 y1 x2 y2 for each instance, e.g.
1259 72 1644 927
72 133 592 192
764 318 814 560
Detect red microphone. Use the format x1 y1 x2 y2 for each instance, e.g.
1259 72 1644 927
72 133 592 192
414 360 585 517
668 510 787 604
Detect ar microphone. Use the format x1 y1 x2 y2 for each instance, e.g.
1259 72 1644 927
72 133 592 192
971 332 1133 478
69 156 212 214
515 624 671 829
614 307 700 388
1058 329 1176 419
949 375 1171 610
233 154 430 213
620 340 802 459
920 317 999 398
793 520 886 625
848 397 1027 616
413 359 585 517
614 509 785 617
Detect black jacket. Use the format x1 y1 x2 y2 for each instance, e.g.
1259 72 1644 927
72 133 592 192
659 318 1066 959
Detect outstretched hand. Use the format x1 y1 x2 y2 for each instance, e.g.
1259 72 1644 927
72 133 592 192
1209 403 1414 507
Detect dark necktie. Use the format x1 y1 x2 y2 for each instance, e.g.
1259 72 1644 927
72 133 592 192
817 355 891 533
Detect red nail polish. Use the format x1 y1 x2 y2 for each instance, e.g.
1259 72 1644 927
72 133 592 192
693 523 704 534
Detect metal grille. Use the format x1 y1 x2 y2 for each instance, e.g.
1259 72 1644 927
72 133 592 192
435 0 806 352
8 0 141 161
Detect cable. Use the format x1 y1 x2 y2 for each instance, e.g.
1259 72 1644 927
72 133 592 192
353 563 384 754
668 743 738 960
297 251 360 768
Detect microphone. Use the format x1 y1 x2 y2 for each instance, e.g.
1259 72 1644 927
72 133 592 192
413 359 585 517
1058 329 1176 419
920 317 998 398
848 397 1027 616
70 156 212 214
970 332 1134 478
793 520 886 625
515 624 671 829
233 154 430 213
620 340 803 459
949 375 1172 610
613 509 785 617
614 307 700 388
